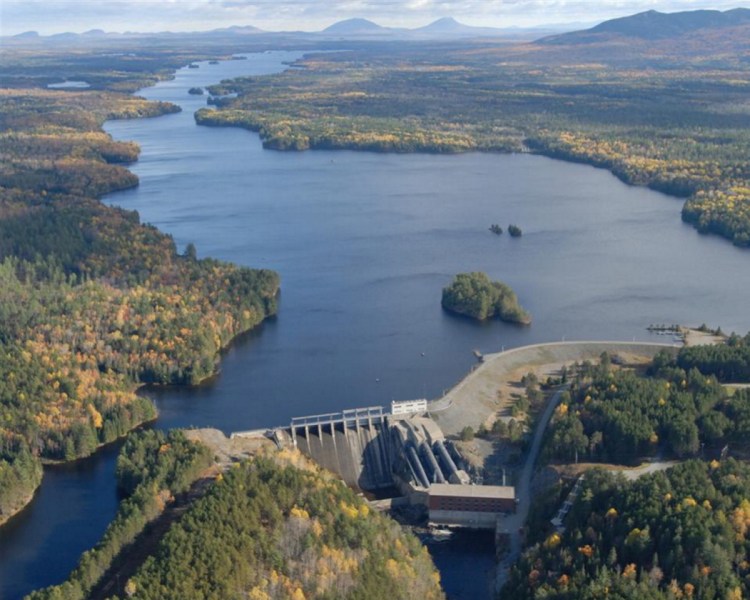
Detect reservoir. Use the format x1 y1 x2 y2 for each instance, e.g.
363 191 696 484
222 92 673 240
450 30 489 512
2 50 750 600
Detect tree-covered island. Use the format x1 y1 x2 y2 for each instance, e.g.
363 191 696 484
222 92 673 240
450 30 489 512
441 272 531 324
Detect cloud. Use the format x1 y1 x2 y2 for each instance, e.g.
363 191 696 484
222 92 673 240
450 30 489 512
1 0 746 35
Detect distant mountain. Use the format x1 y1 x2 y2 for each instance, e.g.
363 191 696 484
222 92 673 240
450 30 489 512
210 24 265 35
415 17 469 33
541 8 750 44
319 16 513 39
322 18 388 35
12 31 39 39
591 8 750 39
3 16 569 43
48 32 81 40
414 17 504 37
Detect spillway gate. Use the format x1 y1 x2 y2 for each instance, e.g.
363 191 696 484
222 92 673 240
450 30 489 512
289 406 394 491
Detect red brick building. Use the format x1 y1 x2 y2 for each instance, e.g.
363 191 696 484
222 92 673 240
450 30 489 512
428 483 516 528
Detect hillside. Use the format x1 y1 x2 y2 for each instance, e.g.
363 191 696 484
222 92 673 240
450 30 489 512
541 8 750 44
30 436 445 600
504 460 750 599
125 450 444 600
322 18 388 35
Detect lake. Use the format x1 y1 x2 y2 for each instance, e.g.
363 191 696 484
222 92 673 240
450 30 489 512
2 50 749 600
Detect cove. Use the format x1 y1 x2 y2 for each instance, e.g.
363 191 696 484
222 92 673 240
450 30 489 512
2 50 750 600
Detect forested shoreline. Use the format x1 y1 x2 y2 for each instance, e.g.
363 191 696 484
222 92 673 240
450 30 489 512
0 51 281 525
27 430 214 600
27 434 444 600
196 43 750 247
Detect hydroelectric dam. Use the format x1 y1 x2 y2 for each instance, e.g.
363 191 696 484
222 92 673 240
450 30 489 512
232 399 517 529
230 340 680 530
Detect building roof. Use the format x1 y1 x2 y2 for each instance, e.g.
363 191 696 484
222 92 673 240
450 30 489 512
428 483 516 500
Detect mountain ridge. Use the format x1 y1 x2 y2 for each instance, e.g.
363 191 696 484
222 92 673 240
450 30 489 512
540 7 750 44
8 16 563 41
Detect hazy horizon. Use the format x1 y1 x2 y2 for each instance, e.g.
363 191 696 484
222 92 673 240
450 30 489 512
1 0 748 37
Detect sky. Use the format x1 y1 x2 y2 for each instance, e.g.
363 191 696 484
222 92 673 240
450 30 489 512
1 0 747 36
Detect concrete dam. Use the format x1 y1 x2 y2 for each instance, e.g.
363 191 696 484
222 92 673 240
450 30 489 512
282 402 480 496
289 407 395 491
276 401 516 529
230 340 682 532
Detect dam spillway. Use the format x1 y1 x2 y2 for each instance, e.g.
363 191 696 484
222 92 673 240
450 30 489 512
289 407 395 490
282 402 474 494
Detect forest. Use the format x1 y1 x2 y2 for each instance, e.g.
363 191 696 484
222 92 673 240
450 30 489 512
0 47 280 524
517 344 750 600
503 460 750 599
33 439 444 600
27 430 214 600
196 43 750 247
543 350 750 465
3 31 750 598
125 449 443 600
441 272 530 324
677 333 750 382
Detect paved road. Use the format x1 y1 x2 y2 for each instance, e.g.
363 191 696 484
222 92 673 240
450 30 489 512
495 385 569 595
619 460 680 481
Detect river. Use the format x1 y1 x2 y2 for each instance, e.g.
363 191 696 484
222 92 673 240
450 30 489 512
1 50 750 600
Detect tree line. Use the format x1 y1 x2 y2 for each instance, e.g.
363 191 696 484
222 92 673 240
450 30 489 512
504 459 750 599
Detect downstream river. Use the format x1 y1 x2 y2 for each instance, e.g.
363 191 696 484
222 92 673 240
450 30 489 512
2 51 750 600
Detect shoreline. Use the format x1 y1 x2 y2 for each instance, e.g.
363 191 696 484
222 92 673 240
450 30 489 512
202 115 706 238
0 307 277 528
0 55 281 532
0 489 39 529
194 52 747 249
428 340 681 439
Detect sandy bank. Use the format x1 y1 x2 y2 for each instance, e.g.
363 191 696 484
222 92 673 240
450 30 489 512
428 341 679 438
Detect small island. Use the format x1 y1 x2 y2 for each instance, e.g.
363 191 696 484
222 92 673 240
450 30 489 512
441 272 531 324
489 224 503 235
188 87 204 95
508 224 522 237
